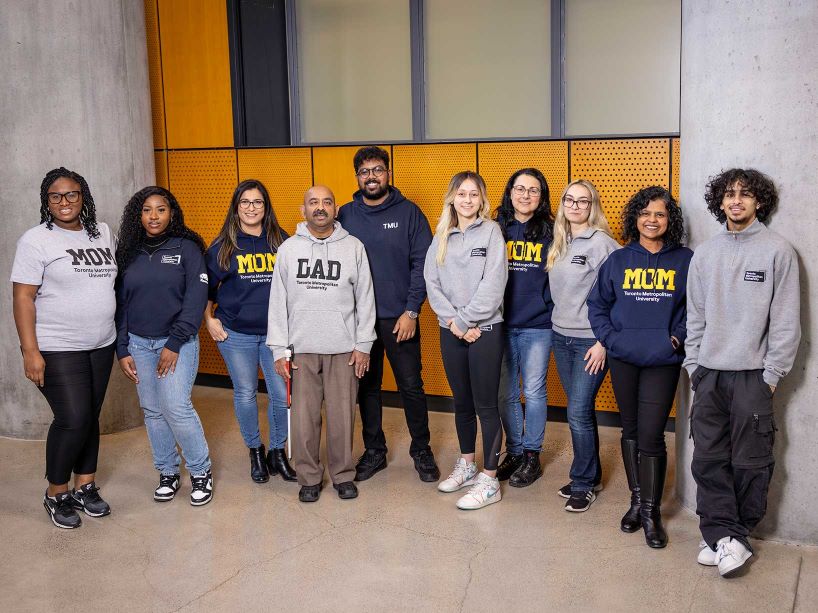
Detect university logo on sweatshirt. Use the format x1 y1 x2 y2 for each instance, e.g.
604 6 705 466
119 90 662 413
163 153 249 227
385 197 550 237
237 253 277 274
622 268 676 291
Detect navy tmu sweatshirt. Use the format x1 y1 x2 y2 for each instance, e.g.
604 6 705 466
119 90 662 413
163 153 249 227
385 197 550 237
587 241 693 367
503 219 553 329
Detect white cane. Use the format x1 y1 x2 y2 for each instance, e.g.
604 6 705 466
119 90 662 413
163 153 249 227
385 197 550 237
285 345 294 460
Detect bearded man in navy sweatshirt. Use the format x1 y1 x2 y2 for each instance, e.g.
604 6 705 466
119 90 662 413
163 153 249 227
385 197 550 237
337 146 439 483
685 169 800 578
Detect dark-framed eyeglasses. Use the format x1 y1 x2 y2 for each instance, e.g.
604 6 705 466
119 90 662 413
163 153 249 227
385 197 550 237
562 195 592 209
356 166 387 179
239 199 265 209
47 191 81 204
512 185 542 197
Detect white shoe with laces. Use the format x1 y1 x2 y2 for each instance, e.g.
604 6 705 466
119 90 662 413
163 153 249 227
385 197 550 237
697 540 718 566
715 536 752 577
456 472 501 510
438 458 478 493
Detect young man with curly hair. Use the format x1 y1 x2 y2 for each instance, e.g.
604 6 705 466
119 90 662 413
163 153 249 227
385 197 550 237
684 169 800 577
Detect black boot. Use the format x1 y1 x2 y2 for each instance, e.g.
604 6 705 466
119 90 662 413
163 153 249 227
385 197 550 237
267 448 298 482
249 444 269 483
509 450 543 487
496 453 523 481
639 454 668 548
620 438 641 533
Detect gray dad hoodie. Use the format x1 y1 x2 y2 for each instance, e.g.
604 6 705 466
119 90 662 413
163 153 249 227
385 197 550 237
266 221 376 361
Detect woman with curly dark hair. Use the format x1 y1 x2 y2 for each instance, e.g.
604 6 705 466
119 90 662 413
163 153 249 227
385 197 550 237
204 179 296 484
493 168 555 487
115 186 213 506
12 167 117 528
588 185 692 548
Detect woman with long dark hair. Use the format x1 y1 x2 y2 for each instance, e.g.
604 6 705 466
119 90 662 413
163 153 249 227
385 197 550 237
12 167 117 528
588 186 692 547
493 168 555 487
115 186 213 506
204 179 296 483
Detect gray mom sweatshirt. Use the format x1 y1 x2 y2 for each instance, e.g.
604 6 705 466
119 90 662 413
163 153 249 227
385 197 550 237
266 221 376 361
683 219 800 387
424 217 508 331
549 227 620 338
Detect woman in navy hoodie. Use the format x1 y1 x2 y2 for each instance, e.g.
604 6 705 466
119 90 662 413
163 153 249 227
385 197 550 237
493 168 555 487
116 187 213 506
204 179 296 484
588 185 691 548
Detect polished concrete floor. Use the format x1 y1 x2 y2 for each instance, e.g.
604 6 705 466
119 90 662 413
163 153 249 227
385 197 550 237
1 386 816 613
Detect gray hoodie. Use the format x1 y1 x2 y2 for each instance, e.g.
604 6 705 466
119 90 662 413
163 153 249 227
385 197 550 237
549 227 620 338
683 219 800 387
424 217 508 331
266 221 376 361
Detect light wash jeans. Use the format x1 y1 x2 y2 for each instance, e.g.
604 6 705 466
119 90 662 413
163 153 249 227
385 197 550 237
499 327 552 454
216 326 288 449
129 333 211 476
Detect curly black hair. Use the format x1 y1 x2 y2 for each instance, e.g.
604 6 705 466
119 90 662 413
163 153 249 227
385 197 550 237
353 146 389 172
115 186 206 271
493 168 554 242
622 186 685 247
39 167 100 239
704 168 778 225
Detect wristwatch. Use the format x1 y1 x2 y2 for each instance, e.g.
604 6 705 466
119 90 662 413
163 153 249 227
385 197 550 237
406 310 418 320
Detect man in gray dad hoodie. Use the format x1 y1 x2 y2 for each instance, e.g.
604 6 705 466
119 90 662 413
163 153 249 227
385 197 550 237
268 185 376 503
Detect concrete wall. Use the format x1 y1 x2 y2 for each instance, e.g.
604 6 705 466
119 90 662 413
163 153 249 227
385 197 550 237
0 0 153 438
677 0 818 544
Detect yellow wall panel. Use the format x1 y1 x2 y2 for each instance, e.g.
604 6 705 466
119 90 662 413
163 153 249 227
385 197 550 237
144 0 166 149
158 0 234 149
672 138 680 202
154 151 168 189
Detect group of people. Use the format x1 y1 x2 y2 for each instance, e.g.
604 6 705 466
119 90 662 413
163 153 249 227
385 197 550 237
12 146 800 580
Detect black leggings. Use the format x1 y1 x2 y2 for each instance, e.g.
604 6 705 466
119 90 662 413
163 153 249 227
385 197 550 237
608 357 681 456
439 324 503 470
39 344 115 485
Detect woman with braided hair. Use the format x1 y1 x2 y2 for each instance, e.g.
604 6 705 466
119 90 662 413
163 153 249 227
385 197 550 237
12 167 118 529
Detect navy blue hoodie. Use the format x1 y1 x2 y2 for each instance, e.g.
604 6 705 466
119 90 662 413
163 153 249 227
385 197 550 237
503 219 553 329
205 230 289 335
337 187 432 319
587 241 693 367
116 237 208 358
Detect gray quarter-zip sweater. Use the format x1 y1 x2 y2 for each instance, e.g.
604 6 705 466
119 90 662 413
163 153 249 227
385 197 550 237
424 217 508 331
683 219 800 386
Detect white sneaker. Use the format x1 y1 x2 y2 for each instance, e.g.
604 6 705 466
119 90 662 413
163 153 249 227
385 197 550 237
438 458 478 493
697 540 718 566
190 471 213 506
456 473 501 510
715 536 752 577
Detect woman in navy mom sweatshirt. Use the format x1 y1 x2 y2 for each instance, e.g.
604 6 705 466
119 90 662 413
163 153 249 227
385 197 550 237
204 179 295 484
588 186 692 549
115 186 213 507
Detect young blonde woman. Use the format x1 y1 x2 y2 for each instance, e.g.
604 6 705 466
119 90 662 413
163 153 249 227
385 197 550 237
547 180 619 512
424 171 508 510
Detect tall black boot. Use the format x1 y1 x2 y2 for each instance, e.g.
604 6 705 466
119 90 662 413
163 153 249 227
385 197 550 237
249 444 270 483
639 454 668 548
620 438 641 533
268 448 298 482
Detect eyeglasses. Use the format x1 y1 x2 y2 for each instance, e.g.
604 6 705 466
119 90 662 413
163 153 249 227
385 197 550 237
356 166 387 179
562 195 592 209
512 185 542 197
239 199 265 209
47 191 81 204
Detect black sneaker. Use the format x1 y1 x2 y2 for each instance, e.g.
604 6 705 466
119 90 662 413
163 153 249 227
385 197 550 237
190 471 213 506
154 474 181 502
412 449 441 482
558 482 604 499
354 449 387 481
70 482 111 517
496 453 523 481
43 491 81 529
565 490 596 512
333 481 359 499
509 450 543 488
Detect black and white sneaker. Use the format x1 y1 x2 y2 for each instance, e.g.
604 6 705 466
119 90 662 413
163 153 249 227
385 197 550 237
565 490 596 512
558 482 604 499
70 482 111 517
190 471 213 506
154 474 181 502
43 491 82 529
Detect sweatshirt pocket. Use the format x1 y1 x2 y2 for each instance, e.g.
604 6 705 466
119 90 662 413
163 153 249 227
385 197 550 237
290 310 354 353
610 328 677 366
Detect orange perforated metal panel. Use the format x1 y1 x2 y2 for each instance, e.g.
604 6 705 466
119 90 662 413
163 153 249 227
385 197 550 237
154 151 168 189
671 138 680 202
144 0 166 149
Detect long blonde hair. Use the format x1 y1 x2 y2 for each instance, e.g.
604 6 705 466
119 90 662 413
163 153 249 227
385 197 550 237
434 171 491 264
545 180 614 270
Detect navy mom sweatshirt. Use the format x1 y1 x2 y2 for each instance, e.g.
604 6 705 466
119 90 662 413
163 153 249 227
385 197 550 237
503 219 553 329
587 241 693 367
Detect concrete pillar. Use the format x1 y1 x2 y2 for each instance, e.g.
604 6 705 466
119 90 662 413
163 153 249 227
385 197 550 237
677 1 818 544
0 1 154 438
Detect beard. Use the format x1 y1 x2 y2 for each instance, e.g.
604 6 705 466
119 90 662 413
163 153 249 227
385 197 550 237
363 182 389 200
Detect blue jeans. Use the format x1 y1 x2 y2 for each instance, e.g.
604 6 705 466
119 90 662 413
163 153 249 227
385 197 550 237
499 327 552 454
129 334 211 476
216 327 288 449
552 332 606 493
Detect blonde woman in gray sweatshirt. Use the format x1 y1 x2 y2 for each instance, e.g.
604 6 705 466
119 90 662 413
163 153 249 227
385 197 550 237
546 180 620 513
424 171 508 511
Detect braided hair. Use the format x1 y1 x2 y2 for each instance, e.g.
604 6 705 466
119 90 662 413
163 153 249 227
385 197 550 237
115 186 206 271
39 167 100 239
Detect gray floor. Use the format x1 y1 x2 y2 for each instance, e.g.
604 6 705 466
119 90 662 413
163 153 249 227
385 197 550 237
1 386 815 612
